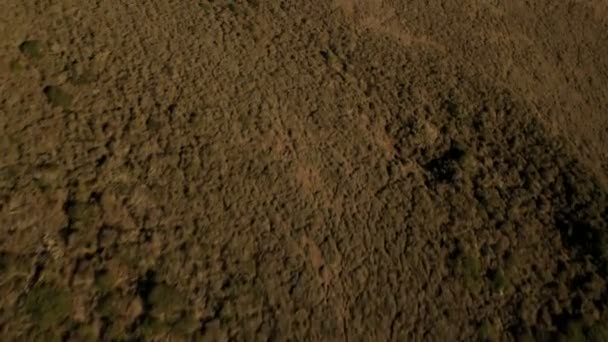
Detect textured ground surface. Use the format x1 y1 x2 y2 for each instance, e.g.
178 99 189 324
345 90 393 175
1 1 608 340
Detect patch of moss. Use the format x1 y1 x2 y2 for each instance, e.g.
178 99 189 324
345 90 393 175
43 85 72 109
19 40 43 59
24 285 72 331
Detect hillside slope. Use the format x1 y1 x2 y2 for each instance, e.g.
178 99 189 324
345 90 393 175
1 1 607 340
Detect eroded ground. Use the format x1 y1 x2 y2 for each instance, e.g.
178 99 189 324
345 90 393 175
1 1 607 340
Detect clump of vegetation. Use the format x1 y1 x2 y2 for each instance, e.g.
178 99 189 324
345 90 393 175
450 247 484 292
98 297 117 317
594 231 608 274
561 320 586 342
137 317 171 339
460 255 482 279
147 283 185 322
171 314 200 336
19 40 43 59
454 253 482 279
478 319 498 341
43 85 72 109
488 268 511 293
0 253 31 277
94 270 118 293
24 285 72 331
132 281 200 338
321 49 343 72
426 143 475 183
555 319 608 342
71 324 98 342
456 147 477 174
9 59 23 72
102 320 130 341
444 99 462 118
137 313 199 339
0 166 19 189
227 0 236 12
69 67 96 85
198 1 212 13
219 302 235 325
97 293 123 318
33 164 64 191
67 202 99 230
587 322 608 342
0 253 9 274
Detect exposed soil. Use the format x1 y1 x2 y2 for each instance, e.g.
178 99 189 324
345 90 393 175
1 1 608 341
